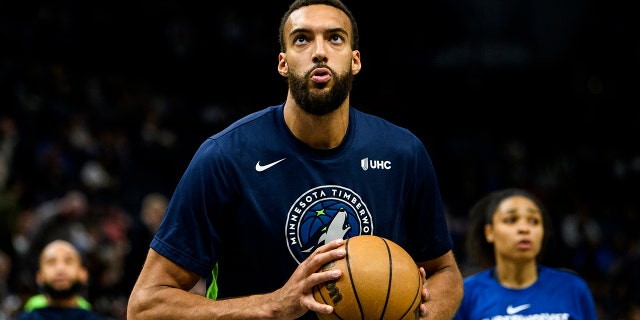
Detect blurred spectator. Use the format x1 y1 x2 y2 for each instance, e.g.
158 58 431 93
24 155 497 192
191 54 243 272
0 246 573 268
11 190 98 304
13 239 105 320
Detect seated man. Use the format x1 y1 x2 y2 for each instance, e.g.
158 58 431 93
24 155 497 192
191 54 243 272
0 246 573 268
15 239 104 320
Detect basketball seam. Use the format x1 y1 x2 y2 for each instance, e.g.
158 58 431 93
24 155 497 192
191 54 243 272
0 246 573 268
345 238 365 319
380 237 392 320
313 286 330 306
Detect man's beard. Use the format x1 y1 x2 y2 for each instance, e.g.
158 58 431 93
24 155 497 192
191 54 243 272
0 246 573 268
41 281 84 300
288 64 353 116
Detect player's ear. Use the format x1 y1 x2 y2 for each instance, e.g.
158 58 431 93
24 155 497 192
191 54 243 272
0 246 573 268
484 224 495 243
78 267 89 284
35 271 44 287
278 53 288 77
351 50 361 75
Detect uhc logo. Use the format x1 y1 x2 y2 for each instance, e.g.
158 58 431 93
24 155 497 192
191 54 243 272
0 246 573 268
360 157 391 171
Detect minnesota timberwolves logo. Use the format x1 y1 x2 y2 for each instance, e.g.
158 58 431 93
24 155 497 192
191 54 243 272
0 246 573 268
286 185 373 263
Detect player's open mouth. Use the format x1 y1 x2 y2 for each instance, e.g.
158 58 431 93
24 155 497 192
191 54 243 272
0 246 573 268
311 68 331 83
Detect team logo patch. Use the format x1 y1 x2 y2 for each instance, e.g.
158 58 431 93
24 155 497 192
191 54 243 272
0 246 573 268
285 185 373 263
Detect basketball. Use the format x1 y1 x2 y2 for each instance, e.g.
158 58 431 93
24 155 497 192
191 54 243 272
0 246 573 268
313 235 423 320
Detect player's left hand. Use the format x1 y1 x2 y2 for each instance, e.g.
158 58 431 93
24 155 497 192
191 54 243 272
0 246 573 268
418 267 431 319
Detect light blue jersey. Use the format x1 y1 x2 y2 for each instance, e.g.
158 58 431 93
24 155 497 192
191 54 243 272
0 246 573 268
453 265 598 320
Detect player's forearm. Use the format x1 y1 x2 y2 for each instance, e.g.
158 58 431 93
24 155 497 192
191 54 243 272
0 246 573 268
424 266 463 319
127 288 286 320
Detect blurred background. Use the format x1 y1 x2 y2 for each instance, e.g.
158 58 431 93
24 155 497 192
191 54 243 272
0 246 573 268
0 0 638 319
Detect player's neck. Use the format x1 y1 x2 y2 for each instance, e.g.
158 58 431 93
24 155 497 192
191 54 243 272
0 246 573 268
494 260 538 289
47 295 82 308
283 98 349 150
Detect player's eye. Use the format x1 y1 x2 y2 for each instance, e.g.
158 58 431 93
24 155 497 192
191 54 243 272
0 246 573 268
294 35 308 44
329 34 344 44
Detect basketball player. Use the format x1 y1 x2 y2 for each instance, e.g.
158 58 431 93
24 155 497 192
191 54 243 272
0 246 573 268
453 188 598 319
127 0 463 319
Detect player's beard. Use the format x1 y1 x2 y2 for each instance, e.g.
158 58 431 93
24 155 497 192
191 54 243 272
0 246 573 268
289 64 353 116
41 281 84 300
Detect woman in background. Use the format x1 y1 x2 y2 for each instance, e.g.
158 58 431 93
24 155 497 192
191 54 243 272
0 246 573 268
453 188 598 319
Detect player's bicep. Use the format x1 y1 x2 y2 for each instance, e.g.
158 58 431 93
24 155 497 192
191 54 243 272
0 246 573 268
138 248 202 291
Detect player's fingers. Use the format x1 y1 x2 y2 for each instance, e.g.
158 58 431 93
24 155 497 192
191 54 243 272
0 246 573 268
418 267 430 300
418 267 430 317
303 293 334 315
307 267 342 289
303 239 346 271
300 264 342 315
314 238 345 254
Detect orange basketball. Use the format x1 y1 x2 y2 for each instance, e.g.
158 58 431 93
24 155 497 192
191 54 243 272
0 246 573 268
313 235 423 320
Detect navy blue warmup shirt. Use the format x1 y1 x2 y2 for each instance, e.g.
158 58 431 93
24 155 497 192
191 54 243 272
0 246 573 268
151 103 452 318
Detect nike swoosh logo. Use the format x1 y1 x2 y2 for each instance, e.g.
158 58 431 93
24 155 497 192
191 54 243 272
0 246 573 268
506 304 530 315
255 158 286 172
